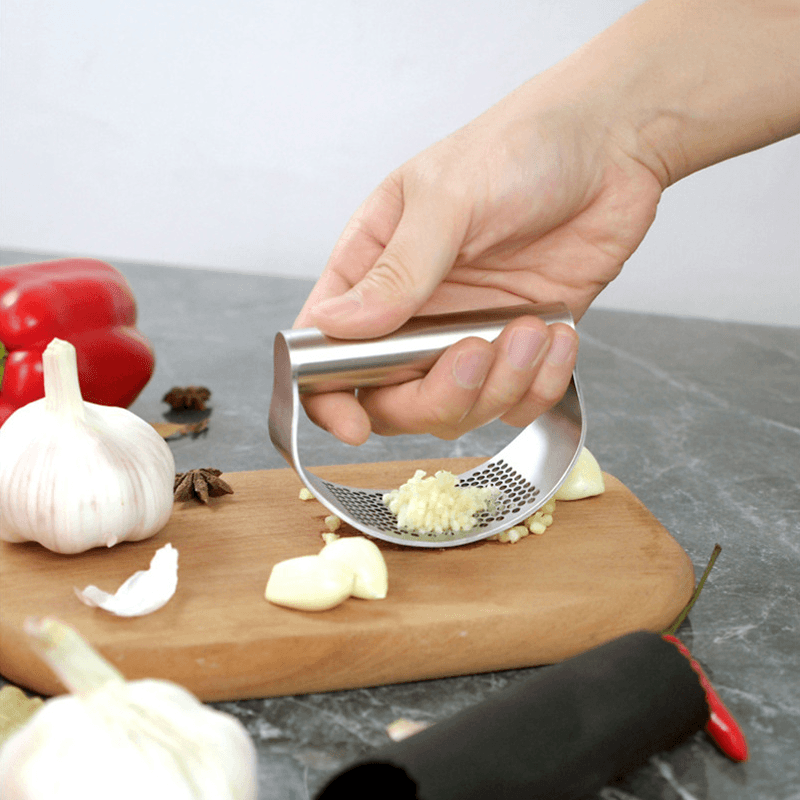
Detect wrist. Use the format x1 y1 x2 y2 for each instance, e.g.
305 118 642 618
546 0 800 188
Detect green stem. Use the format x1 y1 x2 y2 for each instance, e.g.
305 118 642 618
24 617 125 696
662 543 722 635
0 340 7 388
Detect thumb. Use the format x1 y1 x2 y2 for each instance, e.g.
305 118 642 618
309 192 465 339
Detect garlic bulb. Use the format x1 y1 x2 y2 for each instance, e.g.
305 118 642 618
0 338 174 553
0 617 257 800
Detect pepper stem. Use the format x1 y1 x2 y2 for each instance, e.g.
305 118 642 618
42 338 86 420
0 340 7 387
24 617 125 696
662 543 722 635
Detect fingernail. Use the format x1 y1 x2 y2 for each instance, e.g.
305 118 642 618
546 333 576 366
506 328 547 370
454 351 491 389
313 291 363 321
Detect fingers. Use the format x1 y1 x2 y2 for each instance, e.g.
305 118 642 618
307 177 469 340
355 320 579 440
301 391 373 447
498 323 579 428
294 182 402 330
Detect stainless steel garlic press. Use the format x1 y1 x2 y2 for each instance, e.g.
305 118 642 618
269 303 585 547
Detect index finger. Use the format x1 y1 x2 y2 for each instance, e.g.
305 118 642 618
295 181 404 328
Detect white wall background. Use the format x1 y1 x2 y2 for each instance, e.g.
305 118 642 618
1 0 798 326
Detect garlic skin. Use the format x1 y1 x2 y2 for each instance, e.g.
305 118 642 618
0 618 257 800
75 542 179 616
0 338 174 553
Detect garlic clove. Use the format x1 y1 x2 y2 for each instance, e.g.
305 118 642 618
0 686 44 747
319 536 388 600
386 717 431 742
554 447 606 500
74 543 178 617
265 555 355 611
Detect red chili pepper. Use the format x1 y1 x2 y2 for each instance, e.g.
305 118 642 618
663 634 748 762
0 258 155 427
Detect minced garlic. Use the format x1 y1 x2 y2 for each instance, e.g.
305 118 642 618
324 515 342 532
489 499 557 543
383 470 496 534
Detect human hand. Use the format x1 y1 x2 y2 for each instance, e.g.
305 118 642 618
296 78 663 445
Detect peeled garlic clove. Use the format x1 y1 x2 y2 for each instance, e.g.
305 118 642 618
554 447 606 500
265 555 355 611
319 536 388 600
74 543 178 617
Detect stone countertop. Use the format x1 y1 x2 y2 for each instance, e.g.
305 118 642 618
2 252 798 799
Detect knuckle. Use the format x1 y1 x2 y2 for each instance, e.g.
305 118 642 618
428 400 469 433
480 381 520 411
364 255 419 299
527 371 571 412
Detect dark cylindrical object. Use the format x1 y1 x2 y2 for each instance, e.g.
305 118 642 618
317 631 709 800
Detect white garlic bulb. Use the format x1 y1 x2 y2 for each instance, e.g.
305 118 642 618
0 617 257 800
0 338 174 553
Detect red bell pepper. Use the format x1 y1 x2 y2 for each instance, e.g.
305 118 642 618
0 258 155 427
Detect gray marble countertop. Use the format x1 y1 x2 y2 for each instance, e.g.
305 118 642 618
1 251 798 799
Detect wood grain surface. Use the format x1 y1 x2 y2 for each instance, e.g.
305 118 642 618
0 458 695 701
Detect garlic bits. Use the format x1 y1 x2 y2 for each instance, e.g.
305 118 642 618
0 617 257 800
0 338 175 553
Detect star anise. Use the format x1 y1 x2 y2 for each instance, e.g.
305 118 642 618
174 468 234 504
162 386 212 411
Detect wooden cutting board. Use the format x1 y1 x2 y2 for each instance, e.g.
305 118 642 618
0 458 694 702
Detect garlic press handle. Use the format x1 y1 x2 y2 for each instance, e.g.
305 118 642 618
275 302 574 395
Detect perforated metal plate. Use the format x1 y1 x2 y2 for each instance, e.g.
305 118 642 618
319 459 541 544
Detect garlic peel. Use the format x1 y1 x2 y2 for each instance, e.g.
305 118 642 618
554 447 606 500
0 338 175 553
75 543 179 617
